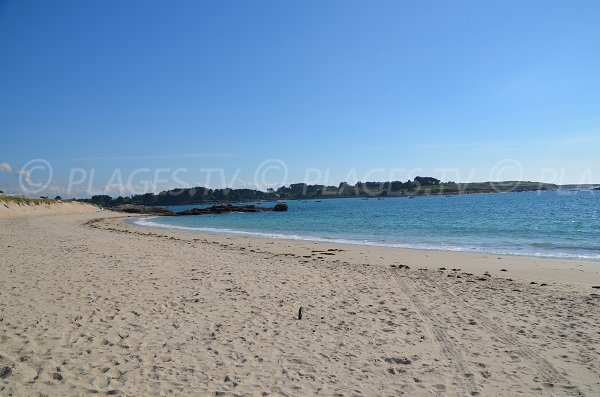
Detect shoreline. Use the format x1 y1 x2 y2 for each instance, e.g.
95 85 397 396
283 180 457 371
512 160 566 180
130 215 600 263
121 214 600 287
2 211 599 396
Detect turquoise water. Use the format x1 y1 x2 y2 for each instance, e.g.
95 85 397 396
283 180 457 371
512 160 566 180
133 191 600 260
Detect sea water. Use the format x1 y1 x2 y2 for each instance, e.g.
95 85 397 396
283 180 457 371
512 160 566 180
133 190 600 260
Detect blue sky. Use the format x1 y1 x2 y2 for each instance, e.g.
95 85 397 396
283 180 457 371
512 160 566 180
1 0 599 196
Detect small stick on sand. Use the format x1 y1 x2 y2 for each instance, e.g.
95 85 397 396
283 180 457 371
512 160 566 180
298 307 303 320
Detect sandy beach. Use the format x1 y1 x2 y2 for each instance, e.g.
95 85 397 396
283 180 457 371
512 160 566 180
3 1 600 395
1 209 599 396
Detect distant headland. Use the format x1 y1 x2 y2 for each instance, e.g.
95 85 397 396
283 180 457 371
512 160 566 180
79 177 565 208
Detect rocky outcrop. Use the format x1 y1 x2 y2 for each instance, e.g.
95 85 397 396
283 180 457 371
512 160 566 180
112 204 176 215
176 205 271 216
111 203 288 216
273 203 288 211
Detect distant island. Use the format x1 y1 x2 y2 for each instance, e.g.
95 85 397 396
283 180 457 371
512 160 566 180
80 177 560 208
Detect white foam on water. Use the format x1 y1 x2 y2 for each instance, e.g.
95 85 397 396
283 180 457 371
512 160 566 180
131 217 600 261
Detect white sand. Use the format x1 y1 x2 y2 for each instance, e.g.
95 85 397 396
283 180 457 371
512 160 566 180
1 210 599 396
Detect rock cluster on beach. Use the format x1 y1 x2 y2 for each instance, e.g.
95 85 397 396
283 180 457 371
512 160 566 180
111 203 288 216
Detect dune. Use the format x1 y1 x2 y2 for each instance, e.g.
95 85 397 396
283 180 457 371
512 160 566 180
0 197 99 219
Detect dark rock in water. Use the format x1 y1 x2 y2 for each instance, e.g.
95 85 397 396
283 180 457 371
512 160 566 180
112 204 175 215
273 203 288 212
111 203 288 216
176 205 270 216
0 366 12 379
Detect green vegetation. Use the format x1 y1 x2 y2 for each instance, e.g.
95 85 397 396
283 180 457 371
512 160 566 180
0 195 57 205
79 177 559 208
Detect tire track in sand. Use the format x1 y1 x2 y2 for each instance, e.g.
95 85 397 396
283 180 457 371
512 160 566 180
394 275 480 396
416 271 584 397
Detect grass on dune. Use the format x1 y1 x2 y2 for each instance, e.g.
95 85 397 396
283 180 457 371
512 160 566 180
0 196 58 206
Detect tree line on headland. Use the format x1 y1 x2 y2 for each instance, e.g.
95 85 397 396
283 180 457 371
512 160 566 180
80 177 558 208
